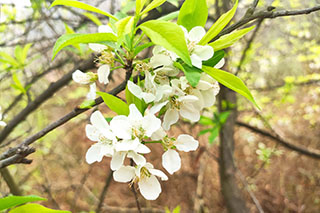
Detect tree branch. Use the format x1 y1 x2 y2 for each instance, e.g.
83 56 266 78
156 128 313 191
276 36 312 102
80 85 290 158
236 121 320 159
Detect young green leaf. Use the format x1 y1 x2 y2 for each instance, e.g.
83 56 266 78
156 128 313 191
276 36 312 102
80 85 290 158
79 99 96 109
136 0 147 15
180 63 202 87
115 16 134 39
209 26 255 51
199 0 238 45
140 0 167 15
177 0 208 31
97 91 129 116
0 195 46 211
134 42 154 57
139 20 191 66
203 50 225 67
202 66 260 109
82 12 102 26
0 52 19 67
50 0 118 20
52 33 117 60
157 11 179 21
9 203 70 213
64 23 82 53
21 43 32 65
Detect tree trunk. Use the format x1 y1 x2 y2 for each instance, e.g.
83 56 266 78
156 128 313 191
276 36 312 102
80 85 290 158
218 85 248 213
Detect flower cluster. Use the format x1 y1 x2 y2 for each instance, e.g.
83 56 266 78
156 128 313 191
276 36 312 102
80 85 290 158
78 26 223 200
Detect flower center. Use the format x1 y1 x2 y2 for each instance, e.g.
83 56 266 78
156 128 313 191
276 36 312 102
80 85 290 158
162 136 175 150
140 167 151 179
132 126 146 140
169 96 181 109
98 135 113 145
187 41 197 53
98 50 114 64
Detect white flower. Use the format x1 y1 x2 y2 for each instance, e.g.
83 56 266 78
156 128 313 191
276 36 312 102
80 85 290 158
150 78 200 130
181 26 214 69
85 111 117 164
127 72 172 103
97 64 110 84
110 104 161 140
108 104 160 170
152 130 199 174
113 162 168 200
72 70 93 84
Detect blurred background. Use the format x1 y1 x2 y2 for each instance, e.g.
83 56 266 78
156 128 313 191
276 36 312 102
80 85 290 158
0 0 320 212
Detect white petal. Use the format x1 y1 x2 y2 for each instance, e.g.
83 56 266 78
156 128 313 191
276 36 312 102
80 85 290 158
72 70 91 84
142 92 156 103
110 151 126 171
196 80 213 90
193 45 214 61
127 152 146 165
135 144 151 154
110 115 132 139
113 166 135 183
90 111 109 131
138 175 162 200
115 139 140 152
178 95 198 103
150 54 173 68
155 85 173 102
86 83 96 100
191 54 203 69
89 43 107 52
201 88 217 108
142 114 161 137
85 124 99 141
162 149 181 175
98 65 110 84
163 108 179 131
214 57 225 69
179 25 189 39
180 103 200 122
188 26 206 43
175 134 199 152
127 81 143 99
86 144 104 164
149 169 168 181
150 128 166 140
149 101 168 114
128 104 143 121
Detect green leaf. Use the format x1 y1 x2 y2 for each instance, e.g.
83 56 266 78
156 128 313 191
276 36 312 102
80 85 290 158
208 127 219 144
157 11 179 21
140 0 167 15
172 205 181 213
133 42 154 56
177 0 208 31
11 72 26 94
82 12 102 26
198 128 213 135
52 33 117 60
0 195 46 211
136 0 147 15
199 0 238 45
14 45 23 64
179 62 202 87
97 91 129 115
64 24 81 53
125 84 147 114
0 52 19 67
9 203 70 213
50 0 117 20
21 43 32 65
79 99 96 109
199 116 213 125
209 26 255 51
115 16 134 39
202 66 260 109
140 20 191 66
203 50 225 67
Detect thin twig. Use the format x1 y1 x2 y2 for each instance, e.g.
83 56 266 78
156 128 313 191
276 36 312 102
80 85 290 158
96 169 113 213
236 121 320 159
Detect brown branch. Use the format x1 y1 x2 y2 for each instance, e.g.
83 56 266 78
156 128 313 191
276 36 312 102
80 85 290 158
236 121 320 159
0 168 22 195
0 55 95 145
215 5 320 41
96 169 113 213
